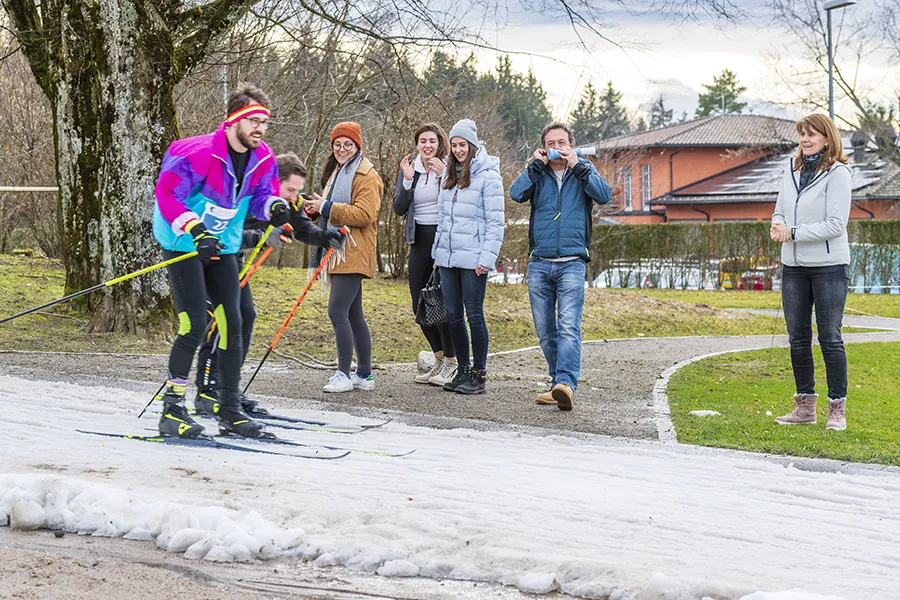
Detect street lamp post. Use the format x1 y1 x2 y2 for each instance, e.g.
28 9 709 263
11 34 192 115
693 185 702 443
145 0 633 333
824 0 856 120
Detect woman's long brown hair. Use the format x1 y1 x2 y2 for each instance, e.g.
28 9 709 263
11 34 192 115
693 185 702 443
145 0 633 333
793 113 849 171
443 141 475 190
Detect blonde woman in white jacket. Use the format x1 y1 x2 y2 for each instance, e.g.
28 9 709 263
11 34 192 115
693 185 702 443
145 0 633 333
770 113 851 431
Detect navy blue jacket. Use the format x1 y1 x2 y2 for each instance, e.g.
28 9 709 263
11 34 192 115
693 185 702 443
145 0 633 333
509 158 611 261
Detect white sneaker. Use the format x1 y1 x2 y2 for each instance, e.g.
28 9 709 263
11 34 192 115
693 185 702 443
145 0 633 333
352 372 375 391
415 360 443 384
323 370 353 393
429 360 458 386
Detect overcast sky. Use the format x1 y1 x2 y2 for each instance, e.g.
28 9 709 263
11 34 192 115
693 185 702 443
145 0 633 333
466 1 898 125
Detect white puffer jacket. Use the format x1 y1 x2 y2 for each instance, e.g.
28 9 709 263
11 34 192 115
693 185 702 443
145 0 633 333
432 147 505 270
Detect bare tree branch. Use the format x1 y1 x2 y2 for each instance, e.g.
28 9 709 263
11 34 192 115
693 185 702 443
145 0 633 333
174 0 262 80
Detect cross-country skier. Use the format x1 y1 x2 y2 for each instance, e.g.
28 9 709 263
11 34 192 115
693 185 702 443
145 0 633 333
151 83 289 439
193 152 346 416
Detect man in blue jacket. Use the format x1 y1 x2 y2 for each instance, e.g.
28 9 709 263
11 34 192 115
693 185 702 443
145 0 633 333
509 122 611 411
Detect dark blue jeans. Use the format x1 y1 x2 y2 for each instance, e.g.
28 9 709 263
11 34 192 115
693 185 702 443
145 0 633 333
440 267 488 371
781 264 848 400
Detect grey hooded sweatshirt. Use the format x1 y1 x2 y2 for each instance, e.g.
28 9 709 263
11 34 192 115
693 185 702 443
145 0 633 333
772 159 852 267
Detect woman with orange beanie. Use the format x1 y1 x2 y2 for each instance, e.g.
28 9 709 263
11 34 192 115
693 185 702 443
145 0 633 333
304 122 384 393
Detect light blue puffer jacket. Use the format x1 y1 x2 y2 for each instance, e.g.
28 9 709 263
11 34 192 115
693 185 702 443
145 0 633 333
432 147 505 270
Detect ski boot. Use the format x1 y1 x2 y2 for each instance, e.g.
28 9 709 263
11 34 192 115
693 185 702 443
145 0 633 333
157 378 206 439
193 389 220 416
240 393 269 415
216 391 271 438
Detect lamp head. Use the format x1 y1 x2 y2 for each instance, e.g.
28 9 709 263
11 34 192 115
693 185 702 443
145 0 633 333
824 0 856 10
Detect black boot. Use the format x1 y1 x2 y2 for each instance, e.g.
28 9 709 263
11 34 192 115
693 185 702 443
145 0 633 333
157 380 206 438
443 364 471 392
456 368 486 395
193 389 219 416
241 393 269 415
216 391 270 438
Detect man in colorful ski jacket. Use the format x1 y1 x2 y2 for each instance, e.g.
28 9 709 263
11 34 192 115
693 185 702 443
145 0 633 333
152 83 289 439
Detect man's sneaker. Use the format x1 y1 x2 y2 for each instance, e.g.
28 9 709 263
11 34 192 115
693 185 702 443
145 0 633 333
215 404 269 438
324 370 354 393
415 355 443 384
536 390 557 405
429 360 458 387
456 368 486 395
443 364 471 392
826 398 847 431
775 393 818 425
241 393 269 415
159 403 206 438
194 390 219 416
552 383 574 411
352 372 375 391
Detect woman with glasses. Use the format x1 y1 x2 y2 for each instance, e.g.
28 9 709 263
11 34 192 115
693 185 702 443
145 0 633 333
304 122 384 393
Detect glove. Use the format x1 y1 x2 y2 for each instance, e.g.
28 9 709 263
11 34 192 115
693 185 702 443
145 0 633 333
266 226 293 248
269 200 290 227
187 222 222 262
326 229 347 250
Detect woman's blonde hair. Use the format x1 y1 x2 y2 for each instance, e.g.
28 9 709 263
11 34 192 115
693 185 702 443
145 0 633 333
794 113 848 171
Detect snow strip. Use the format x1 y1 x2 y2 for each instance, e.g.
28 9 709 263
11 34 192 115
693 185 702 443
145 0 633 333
4 375 898 599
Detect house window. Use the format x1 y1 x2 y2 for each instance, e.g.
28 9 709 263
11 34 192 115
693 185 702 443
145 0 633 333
641 164 651 207
622 166 633 211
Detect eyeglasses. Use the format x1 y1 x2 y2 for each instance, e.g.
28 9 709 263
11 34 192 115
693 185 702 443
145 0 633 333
245 117 270 131
333 141 357 151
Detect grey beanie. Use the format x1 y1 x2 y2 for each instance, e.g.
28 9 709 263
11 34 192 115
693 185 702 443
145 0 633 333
448 119 480 150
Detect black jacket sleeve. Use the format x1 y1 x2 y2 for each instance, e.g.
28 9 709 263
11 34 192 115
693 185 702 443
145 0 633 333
392 170 419 216
289 208 333 247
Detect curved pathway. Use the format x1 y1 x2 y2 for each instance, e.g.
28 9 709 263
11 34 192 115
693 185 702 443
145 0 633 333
2 314 898 442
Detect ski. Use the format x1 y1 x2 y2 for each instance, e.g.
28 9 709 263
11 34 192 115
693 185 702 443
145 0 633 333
77 430 350 459
216 433 415 458
191 412 368 434
248 411 392 430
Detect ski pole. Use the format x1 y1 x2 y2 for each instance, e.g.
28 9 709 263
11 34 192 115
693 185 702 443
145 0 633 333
0 251 199 325
243 226 348 394
137 243 276 418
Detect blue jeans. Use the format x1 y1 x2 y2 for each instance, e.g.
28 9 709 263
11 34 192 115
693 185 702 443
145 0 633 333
781 264 848 399
527 258 586 390
440 267 488 371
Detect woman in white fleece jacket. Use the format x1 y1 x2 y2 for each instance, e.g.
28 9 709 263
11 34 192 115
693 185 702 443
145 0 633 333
770 113 852 432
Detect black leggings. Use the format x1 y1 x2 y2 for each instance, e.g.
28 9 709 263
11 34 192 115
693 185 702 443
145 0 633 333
164 251 243 405
196 256 257 393
328 273 372 376
408 224 454 357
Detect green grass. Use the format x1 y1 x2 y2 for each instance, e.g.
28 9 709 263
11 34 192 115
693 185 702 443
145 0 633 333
616 288 900 319
668 343 900 465
0 254 848 363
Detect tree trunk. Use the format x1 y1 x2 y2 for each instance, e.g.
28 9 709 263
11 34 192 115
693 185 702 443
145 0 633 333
41 2 178 333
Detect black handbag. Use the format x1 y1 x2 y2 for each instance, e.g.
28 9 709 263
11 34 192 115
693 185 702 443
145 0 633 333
416 269 447 326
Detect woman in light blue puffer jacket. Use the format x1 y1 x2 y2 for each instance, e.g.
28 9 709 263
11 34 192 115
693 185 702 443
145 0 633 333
432 119 505 395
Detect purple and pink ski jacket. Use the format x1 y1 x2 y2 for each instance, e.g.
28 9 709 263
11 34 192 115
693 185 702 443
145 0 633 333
152 123 280 254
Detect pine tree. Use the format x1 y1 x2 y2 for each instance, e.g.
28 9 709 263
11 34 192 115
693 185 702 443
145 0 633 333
649 95 674 129
569 81 603 143
596 81 630 139
494 57 552 147
696 69 747 117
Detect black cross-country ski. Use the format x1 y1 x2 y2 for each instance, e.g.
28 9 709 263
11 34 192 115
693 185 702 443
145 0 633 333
77 430 350 459
216 433 415 458
248 412 392 430
192 412 368 434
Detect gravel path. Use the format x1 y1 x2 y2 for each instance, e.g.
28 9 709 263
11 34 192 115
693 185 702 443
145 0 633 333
2 312 898 441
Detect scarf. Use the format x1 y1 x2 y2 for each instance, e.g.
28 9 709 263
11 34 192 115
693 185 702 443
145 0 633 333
309 152 363 280
798 148 825 192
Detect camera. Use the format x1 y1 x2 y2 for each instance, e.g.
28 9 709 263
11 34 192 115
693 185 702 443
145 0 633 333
546 146 597 161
